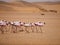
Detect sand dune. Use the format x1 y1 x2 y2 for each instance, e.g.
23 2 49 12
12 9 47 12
0 1 60 45
0 1 49 13
9 1 34 7
0 1 15 12
0 1 41 13
0 4 15 11
33 2 60 5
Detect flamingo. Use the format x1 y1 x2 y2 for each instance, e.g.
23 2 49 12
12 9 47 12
11 21 21 33
0 20 8 34
35 22 45 33
9 21 14 33
9 21 25 33
24 23 35 33
20 22 25 31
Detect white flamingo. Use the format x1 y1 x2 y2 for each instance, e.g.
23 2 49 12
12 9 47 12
11 21 21 33
30 23 35 32
24 23 35 33
0 20 8 34
9 21 24 33
19 22 26 32
35 22 45 33
9 21 14 33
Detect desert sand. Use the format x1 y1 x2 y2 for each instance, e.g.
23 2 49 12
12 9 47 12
0 1 60 45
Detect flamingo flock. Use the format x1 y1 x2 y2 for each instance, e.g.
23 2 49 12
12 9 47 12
0 20 45 34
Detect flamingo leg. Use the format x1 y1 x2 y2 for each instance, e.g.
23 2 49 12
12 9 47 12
21 26 23 30
9 24 11 33
25 27 29 33
31 26 34 32
19 26 23 32
1 26 4 34
11 25 14 33
12 25 16 33
40 26 42 33
36 26 38 33
12 25 13 33
21 26 24 31
5 25 7 32
15 26 17 33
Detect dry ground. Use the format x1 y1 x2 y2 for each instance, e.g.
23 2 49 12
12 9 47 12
0 3 60 45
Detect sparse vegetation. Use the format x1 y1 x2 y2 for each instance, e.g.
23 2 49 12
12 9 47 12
49 10 57 13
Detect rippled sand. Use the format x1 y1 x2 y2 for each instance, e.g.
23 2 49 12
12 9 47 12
0 2 60 45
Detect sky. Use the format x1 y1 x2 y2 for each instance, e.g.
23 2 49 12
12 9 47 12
0 0 60 2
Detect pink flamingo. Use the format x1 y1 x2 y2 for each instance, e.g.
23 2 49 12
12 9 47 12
24 23 35 33
0 20 9 34
11 21 21 33
35 22 45 33
9 21 24 33
9 21 14 33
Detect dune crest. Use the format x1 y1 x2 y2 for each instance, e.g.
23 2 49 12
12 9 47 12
0 1 41 13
